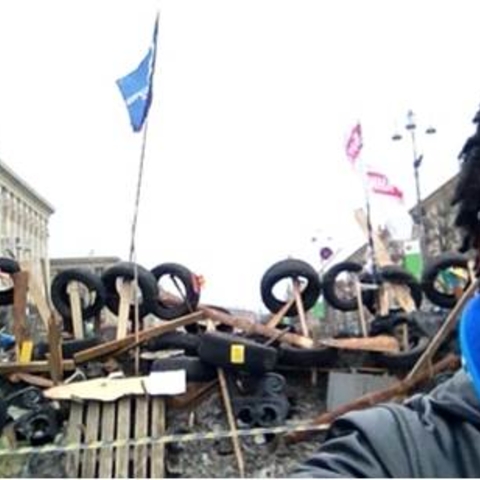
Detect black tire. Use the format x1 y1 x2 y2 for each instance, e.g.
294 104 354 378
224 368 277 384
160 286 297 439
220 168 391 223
369 315 430 370
145 331 201 356
322 261 375 312
369 336 430 370
50 268 106 323
0 257 20 306
421 252 470 308
198 332 278 374
102 262 159 319
277 343 338 368
151 355 217 382
32 337 102 360
259 373 287 396
260 259 321 316
377 265 423 311
150 263 200 320
256 396 290 427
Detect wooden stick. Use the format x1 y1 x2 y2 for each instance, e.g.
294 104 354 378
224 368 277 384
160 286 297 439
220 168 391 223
116 280 134 340
0 360 76 374
47 314 64 384
12 271 30 359
265 296 296 329
354 278 368 337
74 311 204 364
285 353 460 444
67 281 84 340
405 278 478 380
292 279 309 337
218 368 245 477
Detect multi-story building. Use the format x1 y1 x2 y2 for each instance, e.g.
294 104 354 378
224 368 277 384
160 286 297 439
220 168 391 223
0 158 54 279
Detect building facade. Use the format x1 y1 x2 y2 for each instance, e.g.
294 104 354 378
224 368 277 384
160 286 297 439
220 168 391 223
0 159 54 276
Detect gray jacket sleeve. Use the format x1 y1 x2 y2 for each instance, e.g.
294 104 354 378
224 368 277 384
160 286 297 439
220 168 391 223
290 407 415 478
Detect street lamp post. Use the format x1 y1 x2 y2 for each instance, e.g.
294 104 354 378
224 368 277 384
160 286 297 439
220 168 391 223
392 110 436 259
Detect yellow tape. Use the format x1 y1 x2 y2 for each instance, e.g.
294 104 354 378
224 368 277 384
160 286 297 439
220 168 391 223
230 344 245 364
0 423 330 457
19 340 33 364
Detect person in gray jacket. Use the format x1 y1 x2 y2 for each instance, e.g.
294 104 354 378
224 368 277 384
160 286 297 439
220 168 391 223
292 104 480 478
291 368 480 477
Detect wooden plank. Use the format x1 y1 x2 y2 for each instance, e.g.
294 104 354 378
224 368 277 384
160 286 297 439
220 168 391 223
199 306 314 349
320 334 400 352
67 281 85 339
81 401 100 478
21 262 52 330
45 376 148 402
65 402 84 478
12 271 29 359
133 397 149 478
74 311 204 364
98 402 116 478
0 360 75 375
218 368 245 478
151 398 165 478
292 279 309 337
47 314 63 384
115 398 132 479
265 296 296 329
116 280 134 340
354 278 368 337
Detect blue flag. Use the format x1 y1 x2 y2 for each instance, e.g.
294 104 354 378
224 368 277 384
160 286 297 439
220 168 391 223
117 15 158 132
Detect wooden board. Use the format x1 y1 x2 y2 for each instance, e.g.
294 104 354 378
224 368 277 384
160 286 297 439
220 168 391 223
98 402 115 478
151 398 165 478
64 395 167 478
67 281 85 339
133 397 149 478
81 401 100 478
115 398 132 478
65 402 84 478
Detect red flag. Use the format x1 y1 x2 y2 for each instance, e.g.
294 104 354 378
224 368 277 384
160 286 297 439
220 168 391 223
366 170 404 202
345 123 363 165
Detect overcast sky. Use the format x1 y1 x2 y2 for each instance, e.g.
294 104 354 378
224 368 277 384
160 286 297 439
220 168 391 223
0 0 477 311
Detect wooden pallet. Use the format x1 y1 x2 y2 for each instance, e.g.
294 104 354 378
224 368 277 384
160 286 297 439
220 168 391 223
65 396 165 478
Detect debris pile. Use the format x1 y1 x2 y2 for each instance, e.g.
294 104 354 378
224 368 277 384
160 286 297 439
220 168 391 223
0 249 467 478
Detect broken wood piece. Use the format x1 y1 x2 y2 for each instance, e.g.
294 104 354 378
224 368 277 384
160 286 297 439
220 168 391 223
45 376 149 402
319 334 400 353
0 360 75 375
8 372 55 388
292 278 309 337
47 314 64 384
67 281 85 340
20 261 52 330
285 353 460 444
199 306 314 349
265 296 296 329
74 310 205 364
12 270 29 359
218 367 245 478
116 279 134 340
354 277 368 337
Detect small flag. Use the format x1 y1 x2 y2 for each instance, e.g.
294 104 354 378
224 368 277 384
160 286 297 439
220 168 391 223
117 15 159 132
366 170 404 202
345 123 363 165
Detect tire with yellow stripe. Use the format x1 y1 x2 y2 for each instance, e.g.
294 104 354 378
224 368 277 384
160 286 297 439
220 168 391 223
198 332 277 374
